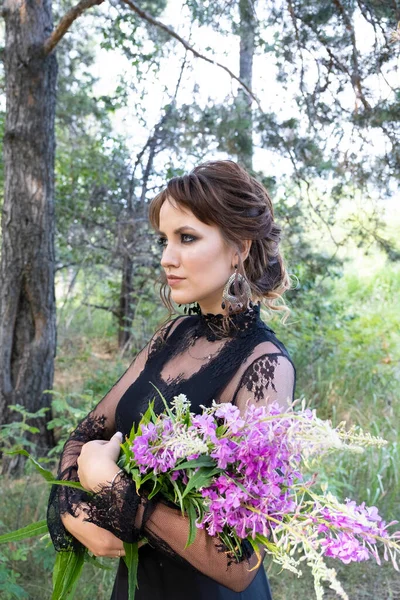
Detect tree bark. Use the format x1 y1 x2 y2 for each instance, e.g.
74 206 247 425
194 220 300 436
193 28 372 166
0 0 57 459
118 252 134 350
236 0 256 171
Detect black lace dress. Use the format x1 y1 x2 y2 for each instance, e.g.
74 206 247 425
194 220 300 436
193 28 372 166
47 304 296 599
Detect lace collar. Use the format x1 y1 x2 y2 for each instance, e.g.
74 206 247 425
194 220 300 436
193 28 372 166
196 302 262 342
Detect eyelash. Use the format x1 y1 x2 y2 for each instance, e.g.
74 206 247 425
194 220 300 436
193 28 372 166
157 234 197 248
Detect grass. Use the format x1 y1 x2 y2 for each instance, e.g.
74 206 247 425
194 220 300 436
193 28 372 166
1 476 116 600
1 257 399 599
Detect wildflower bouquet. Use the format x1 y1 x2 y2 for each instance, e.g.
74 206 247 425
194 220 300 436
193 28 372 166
1 393 398 600
118 393 400 600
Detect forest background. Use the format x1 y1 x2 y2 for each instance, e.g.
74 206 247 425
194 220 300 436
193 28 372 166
0 0 399 598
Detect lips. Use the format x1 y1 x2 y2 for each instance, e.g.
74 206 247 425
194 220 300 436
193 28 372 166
167 275 185 285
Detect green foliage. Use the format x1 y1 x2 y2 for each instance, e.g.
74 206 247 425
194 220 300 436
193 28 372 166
0 545 29 600
0 475 115 600
273 258 400 519
0 406 50 455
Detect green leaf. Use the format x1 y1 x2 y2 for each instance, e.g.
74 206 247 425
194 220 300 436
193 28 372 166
181 467 220 500
184 501 198 548
4 450 86 492
191 497 205 523
0 519 48 544
147 478 162 500
52 547 86 600
84 553 114 570
6 448 55 481
123 542 139 600
172 455 216 470
149 383 173 418
247 535 266 567
128 421 137 441
170 476 184 512
254 533 277 554
138 471 156 486
137 399 157 435
46 480 87 491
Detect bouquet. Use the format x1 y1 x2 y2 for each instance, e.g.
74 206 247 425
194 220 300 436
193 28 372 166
117 392 400 600
1 392 399 600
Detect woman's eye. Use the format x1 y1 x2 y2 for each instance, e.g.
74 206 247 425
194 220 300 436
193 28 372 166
156 234 196 247
181 234 196 243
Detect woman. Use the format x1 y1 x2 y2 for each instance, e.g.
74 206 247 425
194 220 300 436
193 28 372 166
47 160 296 599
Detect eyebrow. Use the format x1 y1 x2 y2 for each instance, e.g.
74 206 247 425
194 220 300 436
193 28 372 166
157 226 199 236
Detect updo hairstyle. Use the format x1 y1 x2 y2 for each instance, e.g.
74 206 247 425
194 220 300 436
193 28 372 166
149 160 291 317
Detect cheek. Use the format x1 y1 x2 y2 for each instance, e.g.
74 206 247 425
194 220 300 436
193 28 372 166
186 240 231 275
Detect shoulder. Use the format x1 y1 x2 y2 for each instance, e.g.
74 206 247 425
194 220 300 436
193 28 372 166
241 339 296 383
147 315 191 359
232 339 296 405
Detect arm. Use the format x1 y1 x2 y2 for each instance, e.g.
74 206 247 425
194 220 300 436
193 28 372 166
77 346 296 592
47 317 184 553
47 323 169 553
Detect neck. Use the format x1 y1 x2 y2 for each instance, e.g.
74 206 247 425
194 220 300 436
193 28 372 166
197 288 228 316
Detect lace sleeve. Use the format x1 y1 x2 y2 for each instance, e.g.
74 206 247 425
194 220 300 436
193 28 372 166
46 342 149 551
232 350 296 412
47 316 186 551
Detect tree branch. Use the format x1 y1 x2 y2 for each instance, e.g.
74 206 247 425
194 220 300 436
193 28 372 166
120 0 262 109
332 0 371 111
43 0 105 55
83 302 120 318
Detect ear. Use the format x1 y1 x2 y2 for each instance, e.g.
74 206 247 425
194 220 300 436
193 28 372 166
232 240 252 267
242 239 252 262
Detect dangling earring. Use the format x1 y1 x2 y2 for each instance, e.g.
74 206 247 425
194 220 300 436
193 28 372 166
221 265 251 313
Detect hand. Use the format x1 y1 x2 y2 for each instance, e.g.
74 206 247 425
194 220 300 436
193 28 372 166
77 431 123 492
62 509 146 558
62 509 126 558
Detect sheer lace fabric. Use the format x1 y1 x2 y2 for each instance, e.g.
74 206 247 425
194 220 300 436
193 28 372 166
47 303 295 593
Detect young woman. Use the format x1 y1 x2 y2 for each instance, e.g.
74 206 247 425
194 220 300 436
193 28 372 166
47 160 296 599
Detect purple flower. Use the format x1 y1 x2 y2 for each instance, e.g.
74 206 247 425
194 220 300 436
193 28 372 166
214 403 245 434
321 533 371 563
210 438 237 469
191 414 217 442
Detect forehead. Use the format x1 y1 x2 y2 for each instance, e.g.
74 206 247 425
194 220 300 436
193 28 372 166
158 198 209 232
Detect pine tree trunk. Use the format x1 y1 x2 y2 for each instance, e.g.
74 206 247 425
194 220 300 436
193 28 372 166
236 0 255 171
0 0 57 461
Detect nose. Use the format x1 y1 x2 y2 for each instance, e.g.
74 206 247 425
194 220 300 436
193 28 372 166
160 242 180 269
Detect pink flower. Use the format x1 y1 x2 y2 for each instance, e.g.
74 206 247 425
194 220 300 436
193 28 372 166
321 533 371 563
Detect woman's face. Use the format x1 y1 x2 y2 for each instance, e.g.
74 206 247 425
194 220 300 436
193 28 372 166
158 198 237 315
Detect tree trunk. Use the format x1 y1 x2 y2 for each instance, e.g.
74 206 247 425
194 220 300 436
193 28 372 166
236 0 256 171
118 253 134 350
0 0 57 460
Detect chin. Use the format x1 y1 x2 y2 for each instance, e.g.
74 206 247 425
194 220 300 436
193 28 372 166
170 291 198 305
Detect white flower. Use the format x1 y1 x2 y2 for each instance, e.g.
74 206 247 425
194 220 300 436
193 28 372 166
171 394 191 416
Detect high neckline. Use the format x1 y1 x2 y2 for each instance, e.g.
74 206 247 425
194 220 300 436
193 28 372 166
196 302 262 341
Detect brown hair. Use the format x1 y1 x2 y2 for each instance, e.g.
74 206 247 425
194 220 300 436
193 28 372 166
149 160 291 317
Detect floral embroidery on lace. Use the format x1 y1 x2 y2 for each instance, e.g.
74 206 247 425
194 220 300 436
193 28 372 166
240 354 280 402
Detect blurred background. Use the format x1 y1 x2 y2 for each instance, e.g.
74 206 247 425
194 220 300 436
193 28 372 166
0 1 399 598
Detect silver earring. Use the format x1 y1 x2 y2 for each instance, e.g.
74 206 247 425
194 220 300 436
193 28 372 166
221 266 251 312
